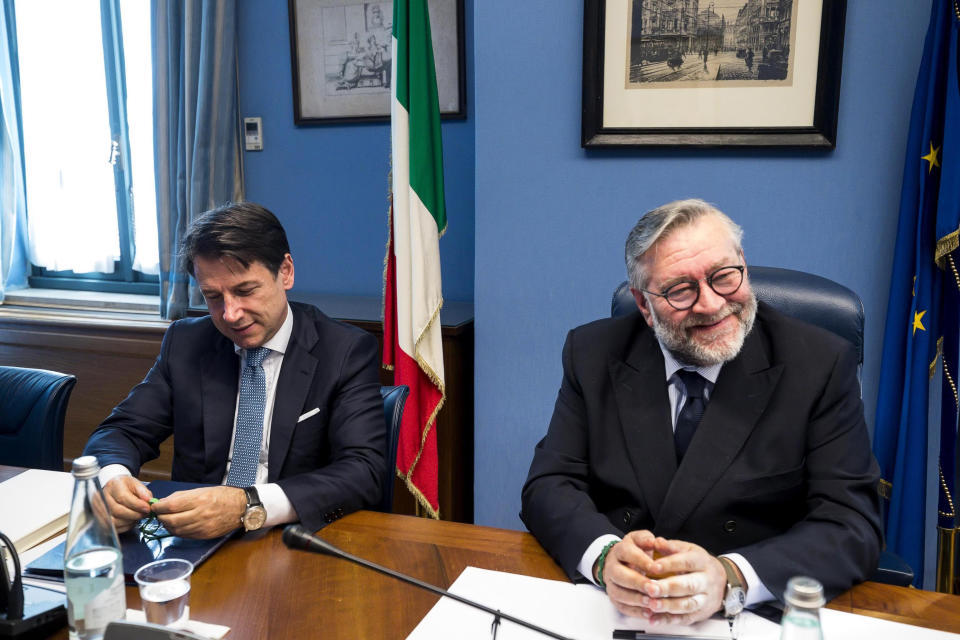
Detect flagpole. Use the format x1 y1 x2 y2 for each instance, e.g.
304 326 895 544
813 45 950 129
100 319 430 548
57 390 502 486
937 526 959 593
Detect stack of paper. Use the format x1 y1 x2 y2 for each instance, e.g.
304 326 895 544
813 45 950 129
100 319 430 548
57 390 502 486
0 469 74 555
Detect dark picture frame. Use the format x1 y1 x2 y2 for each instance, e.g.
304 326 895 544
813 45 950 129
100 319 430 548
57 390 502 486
582 0 847 148
289 0 466 125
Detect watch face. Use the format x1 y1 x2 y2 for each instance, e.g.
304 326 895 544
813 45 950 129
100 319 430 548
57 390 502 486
724 586 745 617
243 505 267 531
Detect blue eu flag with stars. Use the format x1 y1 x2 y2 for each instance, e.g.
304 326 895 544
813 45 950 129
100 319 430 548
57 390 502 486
873 0 959 588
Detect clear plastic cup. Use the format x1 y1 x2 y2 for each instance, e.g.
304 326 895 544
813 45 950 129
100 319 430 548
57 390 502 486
133 558 193 627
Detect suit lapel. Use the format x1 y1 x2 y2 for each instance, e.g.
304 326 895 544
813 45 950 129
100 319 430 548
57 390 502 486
202 336 240 479
268 306 320 481
610 326 676 524
655 324 783 536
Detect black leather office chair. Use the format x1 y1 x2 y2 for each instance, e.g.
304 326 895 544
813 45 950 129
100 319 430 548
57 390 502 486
612 266 914 587
378 385 410 513
0 366 77 471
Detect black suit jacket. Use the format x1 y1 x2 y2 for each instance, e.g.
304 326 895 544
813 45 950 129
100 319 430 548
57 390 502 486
520 302 882 601
84 301 385 532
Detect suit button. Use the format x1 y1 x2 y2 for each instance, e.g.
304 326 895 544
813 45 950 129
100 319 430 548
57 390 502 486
622 511 632 525
723 520 737 533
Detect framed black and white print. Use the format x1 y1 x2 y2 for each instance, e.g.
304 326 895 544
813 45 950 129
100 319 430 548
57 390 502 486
582 0 847 148
289 0 466 124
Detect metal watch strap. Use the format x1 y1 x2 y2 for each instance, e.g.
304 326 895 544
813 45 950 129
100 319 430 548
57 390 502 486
719 557 745 640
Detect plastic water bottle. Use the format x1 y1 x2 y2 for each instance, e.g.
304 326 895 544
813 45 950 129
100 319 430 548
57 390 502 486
779 576 825 640
64 456 126 639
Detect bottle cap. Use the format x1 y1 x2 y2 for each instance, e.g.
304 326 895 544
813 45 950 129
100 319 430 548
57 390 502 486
784 575 825 608
71 455 101 478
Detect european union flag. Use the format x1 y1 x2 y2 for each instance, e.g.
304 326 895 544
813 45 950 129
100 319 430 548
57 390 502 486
873 0 959 588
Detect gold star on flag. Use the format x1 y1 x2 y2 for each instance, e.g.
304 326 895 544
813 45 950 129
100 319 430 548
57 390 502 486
921 142 941 173
912 309 927 335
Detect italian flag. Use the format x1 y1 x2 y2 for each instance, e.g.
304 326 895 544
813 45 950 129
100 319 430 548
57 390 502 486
383 0 446 518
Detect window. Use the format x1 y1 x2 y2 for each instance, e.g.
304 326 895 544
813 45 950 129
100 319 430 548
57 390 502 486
15 0 158 294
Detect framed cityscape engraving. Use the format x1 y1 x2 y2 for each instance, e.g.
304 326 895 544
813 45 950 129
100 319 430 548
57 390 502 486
582 0 847 148
289 0 466 124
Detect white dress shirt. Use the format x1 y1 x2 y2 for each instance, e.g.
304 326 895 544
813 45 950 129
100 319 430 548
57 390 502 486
100 304 298 528
577 343 774 606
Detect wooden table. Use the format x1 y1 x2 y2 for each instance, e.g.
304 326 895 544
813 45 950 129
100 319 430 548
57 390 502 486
4 463 957 639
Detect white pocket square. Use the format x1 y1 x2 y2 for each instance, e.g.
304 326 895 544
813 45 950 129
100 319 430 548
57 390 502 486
298 408 320 422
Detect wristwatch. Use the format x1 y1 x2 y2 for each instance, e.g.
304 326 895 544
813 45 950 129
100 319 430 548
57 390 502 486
719 556 746 638
241 486 267 531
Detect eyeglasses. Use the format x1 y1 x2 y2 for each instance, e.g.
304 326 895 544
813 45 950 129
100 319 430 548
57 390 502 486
641 265 745 311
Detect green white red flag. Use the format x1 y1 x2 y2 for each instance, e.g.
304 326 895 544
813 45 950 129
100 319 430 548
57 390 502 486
383 0 446 518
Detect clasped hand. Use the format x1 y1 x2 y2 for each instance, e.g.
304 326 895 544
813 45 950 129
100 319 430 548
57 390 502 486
103 477 247 539
599 530 727 626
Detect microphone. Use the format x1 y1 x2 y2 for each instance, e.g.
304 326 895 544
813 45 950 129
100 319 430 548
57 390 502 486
282 525 573 640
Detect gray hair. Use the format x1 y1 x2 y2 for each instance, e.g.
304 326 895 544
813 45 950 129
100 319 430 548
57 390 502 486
624 199 743 291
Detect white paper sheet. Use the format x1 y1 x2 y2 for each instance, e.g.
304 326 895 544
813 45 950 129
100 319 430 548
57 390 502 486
126 608 231 639
407 567 960 640
406 567 779 640
0 469 74 554
820 607 960 639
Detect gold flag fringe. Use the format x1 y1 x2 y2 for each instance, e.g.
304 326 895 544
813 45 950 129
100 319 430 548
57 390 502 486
935 229 959 268
932 336 944 380
382 165 395 372
398 297 447 520
941 466 957 519
879 478 892 500
381 198 395 373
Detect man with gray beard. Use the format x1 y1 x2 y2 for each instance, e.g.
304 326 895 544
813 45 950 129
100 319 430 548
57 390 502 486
520 199 881 629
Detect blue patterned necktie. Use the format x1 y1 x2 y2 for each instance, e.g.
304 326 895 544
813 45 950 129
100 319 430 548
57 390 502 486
674 370 706 463
226 346 271 487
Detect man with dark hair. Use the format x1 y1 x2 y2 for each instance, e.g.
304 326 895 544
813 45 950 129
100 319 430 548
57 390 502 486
521 199 881 628
84 202 385 538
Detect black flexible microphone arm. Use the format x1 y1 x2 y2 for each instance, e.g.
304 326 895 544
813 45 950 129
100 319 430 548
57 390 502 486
282 524 575 640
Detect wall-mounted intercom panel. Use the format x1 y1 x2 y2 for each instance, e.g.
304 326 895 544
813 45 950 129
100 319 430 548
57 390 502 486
244 117 263 151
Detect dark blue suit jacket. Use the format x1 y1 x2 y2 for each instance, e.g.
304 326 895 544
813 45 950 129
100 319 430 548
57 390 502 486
84 302 385 532
520 303 882 601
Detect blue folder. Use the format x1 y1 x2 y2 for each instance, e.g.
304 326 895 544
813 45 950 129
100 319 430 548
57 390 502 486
24 481 236 584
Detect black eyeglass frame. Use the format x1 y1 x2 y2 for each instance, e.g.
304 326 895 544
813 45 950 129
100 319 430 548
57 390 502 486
641 265 746 311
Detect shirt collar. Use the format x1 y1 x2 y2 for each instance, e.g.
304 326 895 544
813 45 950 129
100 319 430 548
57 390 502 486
233 303 294 357
657 340 723 385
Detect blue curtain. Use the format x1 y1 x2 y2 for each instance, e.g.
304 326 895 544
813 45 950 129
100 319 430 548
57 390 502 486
152 0 243 319
0 0 28 302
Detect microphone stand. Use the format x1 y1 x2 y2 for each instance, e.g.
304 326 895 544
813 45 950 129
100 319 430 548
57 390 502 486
282 525 575 640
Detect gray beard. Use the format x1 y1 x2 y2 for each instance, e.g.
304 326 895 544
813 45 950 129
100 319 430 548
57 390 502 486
649 292 758 367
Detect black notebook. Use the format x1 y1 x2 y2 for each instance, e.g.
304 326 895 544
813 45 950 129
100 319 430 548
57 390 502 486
24 481 236 585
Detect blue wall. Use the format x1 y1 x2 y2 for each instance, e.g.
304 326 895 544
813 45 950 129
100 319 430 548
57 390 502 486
473 1 933 531
236 1 474 303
